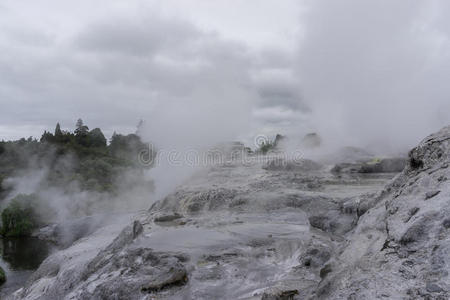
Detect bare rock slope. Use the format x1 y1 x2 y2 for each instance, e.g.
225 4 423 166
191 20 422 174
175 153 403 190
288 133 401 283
318 125 450 299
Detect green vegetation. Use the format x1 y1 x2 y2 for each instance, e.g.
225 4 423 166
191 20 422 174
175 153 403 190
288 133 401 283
0 174 6 197
0 266 5 285
0 119 153 193
1 194 39 237
258 141 274 154
0 119 155 236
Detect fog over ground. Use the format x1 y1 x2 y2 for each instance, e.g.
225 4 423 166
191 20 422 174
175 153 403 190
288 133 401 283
1 0 449 153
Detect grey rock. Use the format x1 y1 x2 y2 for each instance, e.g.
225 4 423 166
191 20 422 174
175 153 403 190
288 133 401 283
409 207 419 216
263 158 322 172
317 125 450 299
308 215 330 232
261 286 299 300
425 190 441 200
84 247 187 298
400 221 427 244
319 264 332 279
132 220 143 238
154 213 183 222
9 125 450 300
443 218 450 229
332 157 406 174
308 212 357 235
330 163 362 173
32 214 117 247
426 283 444 293
300 244 331 268
359 158 407 173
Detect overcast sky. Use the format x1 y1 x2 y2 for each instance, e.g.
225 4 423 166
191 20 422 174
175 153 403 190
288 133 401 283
1 0 449 152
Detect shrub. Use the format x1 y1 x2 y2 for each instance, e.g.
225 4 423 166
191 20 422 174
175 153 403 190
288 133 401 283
1 194 39 237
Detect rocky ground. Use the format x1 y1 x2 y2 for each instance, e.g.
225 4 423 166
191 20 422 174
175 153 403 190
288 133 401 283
6 126 450 299
317 126 450 300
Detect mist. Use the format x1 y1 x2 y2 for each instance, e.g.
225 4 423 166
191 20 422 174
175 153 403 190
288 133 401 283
1 0 450 224
139 0 450 198
2 0 449 153
1 145 154 222
1 2 450 299
296 0 450 154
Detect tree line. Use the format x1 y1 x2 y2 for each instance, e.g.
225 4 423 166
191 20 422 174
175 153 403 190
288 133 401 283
0 119 154 237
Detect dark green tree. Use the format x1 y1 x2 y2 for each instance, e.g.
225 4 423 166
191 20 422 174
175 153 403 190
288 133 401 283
110 133 149 165
88 128 107 148
54 122 62 136
53 122 64 144
75 119 89 136
75 119 90 146
40 131 54 143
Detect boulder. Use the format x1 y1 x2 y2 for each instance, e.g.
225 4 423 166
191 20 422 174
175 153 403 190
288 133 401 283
79 247 187 299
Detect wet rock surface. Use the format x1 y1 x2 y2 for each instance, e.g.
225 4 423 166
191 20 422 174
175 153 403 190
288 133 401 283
74 225 188 300
8 126 450 299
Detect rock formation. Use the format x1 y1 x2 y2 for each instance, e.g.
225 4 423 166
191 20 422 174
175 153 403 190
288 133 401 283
316 125 450 299
8 126 449 299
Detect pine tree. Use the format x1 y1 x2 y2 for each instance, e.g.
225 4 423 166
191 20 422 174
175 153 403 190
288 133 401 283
55 123 62 136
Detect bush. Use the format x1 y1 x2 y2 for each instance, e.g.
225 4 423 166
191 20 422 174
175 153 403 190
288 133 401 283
0 266 5 285
1 194 39 237
259 141 274 154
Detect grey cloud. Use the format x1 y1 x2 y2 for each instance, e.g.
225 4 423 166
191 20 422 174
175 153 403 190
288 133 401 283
72 14 252 95
250 65 309 133
257 83 307 112
256 48 295 69
1 0 449 154
76 15 200 57
0 7 262 145
4 26 54 47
